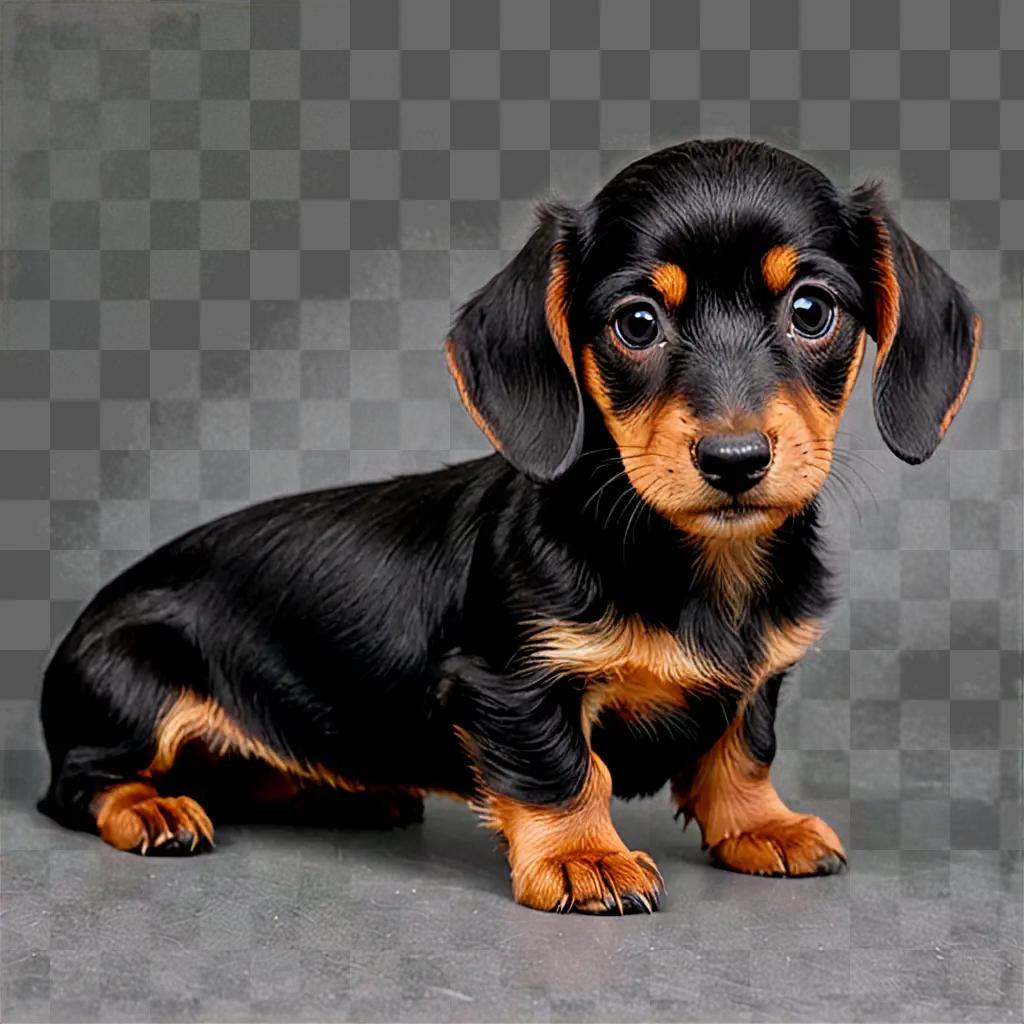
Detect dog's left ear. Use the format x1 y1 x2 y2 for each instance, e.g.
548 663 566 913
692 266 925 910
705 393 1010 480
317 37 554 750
850 184 981 465
445 202 583 482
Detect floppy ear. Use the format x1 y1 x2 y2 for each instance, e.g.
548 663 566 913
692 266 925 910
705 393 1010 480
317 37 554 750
851 184 982 465
445 203 584 482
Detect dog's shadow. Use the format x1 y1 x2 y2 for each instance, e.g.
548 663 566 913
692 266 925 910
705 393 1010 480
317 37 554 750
211 788 712 898
212 793 511 900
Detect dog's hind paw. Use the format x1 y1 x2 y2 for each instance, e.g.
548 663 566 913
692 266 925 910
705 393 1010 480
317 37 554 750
99 792 215 856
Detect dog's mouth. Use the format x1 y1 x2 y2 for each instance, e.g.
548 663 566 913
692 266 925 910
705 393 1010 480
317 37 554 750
684 499 787 536
706 501 767 520
705 492 774 515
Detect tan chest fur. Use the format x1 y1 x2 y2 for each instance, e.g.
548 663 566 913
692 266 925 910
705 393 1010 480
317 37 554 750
527 612 822 728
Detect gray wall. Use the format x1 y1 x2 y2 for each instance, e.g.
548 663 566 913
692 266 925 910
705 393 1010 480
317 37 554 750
1 2 1021 1021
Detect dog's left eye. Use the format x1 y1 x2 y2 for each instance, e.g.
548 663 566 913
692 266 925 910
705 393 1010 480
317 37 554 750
613 303 661 349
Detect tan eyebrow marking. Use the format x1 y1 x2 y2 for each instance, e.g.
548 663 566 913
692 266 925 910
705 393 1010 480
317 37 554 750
761 245 800 294
650 263 687 309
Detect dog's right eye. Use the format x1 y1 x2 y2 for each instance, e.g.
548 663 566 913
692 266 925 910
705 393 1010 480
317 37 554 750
612 303 661 349
790 285 837 342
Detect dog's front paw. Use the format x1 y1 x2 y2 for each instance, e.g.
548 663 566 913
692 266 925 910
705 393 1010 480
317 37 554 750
514 849 664 914
710 814 845 877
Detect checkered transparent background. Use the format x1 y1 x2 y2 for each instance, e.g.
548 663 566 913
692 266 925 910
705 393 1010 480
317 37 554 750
1 2 1021 1021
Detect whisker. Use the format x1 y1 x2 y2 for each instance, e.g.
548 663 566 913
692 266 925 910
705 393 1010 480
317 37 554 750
801 439 881 472
581 468 633 518
622 487 652 562
602 476 641 533
829 456 880 512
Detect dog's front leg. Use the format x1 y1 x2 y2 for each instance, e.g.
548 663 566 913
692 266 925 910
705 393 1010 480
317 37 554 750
484 751 664 914
443 655 663 914
672 674 847 877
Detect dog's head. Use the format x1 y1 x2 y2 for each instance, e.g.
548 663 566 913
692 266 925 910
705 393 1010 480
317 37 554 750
446 140 980 539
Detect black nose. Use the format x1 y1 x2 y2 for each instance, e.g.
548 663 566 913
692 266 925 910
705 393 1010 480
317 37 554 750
695 431 772 495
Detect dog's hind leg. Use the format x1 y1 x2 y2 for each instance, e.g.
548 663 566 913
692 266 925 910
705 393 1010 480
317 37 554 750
39 621 217 856
41 615 420 852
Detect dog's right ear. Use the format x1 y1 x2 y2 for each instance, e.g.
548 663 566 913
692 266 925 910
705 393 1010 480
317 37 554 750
445 203 584 482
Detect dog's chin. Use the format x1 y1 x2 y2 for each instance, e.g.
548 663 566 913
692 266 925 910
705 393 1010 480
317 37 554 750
673 503 793 540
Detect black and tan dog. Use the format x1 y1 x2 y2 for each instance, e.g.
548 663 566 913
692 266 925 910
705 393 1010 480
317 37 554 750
39 139 979 914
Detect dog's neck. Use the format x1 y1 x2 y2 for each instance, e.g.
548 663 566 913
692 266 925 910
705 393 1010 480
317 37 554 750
689 532 774 623
541 459 830 632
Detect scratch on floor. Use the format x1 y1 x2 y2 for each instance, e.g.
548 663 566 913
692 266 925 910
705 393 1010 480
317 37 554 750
426 985 475 1003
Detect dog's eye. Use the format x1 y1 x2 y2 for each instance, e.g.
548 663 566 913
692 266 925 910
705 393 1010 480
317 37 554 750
613 303 661 349
790 286 836 341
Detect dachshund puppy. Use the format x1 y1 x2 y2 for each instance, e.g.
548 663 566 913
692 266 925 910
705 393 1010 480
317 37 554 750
39 139 980 914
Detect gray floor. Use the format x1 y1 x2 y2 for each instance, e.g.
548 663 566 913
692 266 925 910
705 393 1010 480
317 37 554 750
2 1 1023 1021
3 737 1022 1023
